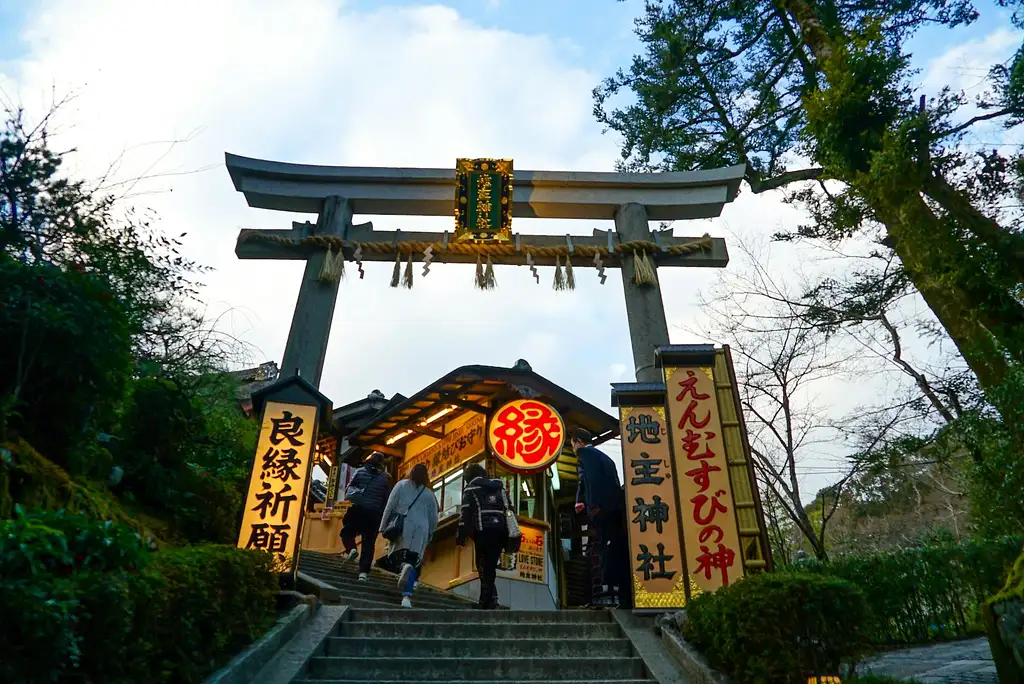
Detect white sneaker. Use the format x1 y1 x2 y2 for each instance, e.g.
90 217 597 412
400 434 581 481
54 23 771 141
358 572 368 582
398 563 413 590
401 596 413 609
343 548 358 563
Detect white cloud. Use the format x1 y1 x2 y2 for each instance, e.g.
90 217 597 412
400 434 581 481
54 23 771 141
3 2 1009 503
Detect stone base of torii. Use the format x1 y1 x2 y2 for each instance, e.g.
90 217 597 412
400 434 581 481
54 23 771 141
225 153 745 387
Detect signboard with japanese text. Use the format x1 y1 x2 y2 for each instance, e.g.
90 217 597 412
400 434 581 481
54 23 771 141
496 523 546 584
400 413 486 481
454 158 513 243
237 401 319 575
487 399 565 474
619 405 689 610
664 366 744 594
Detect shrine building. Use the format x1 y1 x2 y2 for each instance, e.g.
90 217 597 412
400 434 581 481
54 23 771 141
298 359 616 611
289 347 771 612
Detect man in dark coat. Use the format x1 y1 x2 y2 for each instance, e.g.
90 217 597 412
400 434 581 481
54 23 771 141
572 428 628 606
340 452 391 580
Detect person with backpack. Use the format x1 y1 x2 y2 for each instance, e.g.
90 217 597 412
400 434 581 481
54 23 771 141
379 463 438 608
457 463 514 609
340 452 391 581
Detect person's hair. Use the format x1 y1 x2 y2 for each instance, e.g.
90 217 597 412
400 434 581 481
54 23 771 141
571 428 593 445
464 463 488 483
409 463 430 487
365 451 383 466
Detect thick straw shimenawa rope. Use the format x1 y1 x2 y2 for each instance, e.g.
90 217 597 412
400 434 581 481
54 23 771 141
241 232 715 261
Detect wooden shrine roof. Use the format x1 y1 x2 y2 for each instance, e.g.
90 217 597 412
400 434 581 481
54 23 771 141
348 363 618 455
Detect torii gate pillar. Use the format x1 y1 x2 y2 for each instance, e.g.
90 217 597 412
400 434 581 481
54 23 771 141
616 203 670 383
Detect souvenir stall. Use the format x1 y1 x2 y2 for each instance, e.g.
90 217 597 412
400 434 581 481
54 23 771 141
343 360 619 611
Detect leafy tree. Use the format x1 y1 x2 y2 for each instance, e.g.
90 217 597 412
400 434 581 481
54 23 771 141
1 104 258 542
596 0 1024 443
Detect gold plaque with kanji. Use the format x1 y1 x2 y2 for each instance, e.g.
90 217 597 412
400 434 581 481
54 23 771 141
454 158 513 243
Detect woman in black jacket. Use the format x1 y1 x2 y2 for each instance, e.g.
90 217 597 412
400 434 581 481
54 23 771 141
340 452 391 580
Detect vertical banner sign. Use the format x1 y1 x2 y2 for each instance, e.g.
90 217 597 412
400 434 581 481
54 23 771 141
619 406 689 609
237 401 318 574
664 366 745 594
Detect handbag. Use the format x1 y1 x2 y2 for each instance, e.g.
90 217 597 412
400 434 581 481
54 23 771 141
501 488 522 554
382 484 426 542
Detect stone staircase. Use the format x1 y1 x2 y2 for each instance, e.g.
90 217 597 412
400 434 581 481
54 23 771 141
298 550 479 610
289 608 659 683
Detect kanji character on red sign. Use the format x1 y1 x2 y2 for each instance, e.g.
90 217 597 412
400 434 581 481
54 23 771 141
685 460 722 493
694 543 736 586
491 401 563 465
680 429 717 461
691 489 729 525
677 400 711 430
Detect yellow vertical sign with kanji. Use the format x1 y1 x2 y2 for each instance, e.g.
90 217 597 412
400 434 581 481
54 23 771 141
620 405 689 609
664 366 744 594
237 401 319 574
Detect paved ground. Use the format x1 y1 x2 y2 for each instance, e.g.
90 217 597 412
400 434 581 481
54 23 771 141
859 637 997 683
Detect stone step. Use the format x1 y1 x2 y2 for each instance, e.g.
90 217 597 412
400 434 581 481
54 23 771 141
306 656 648 681
294 681 656 684
327 583 471 610
324 637 635 658
347 609 612 624
299 560 478 607
301 567 470 605
336 620 624 640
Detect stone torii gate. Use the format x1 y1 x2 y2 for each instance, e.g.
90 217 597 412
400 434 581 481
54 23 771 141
226 153 744 387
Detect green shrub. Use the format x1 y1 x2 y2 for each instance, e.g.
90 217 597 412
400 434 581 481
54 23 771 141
0 512 277 684
115 377 256 544
802 536 1023 644
682 573 871 684
0 255 134 467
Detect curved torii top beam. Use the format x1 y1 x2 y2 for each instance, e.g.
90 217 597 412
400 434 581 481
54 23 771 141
225 153 746 221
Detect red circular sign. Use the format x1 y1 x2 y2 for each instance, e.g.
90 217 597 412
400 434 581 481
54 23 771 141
487 399 566 473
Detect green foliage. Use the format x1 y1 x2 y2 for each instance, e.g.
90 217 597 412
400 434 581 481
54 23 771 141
0 253 134 468
115 376 257 544
683 573 871 684
0 507 148 577
0 106 258 545
800 536 1023 645
0 511 277 684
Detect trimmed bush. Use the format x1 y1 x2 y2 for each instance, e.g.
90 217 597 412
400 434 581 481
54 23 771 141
801 536 1023 645
0 511 277 684
682 573 871 684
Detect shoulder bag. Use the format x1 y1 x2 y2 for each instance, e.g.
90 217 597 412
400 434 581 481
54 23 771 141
382 484 426 542
501 487 522 554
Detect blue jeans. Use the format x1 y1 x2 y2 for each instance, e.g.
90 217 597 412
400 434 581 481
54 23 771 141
395 550 421 597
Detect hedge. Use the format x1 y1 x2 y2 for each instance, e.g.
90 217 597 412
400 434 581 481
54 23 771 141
800 536 1023 645
0 510 278 684
683 573 871 684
